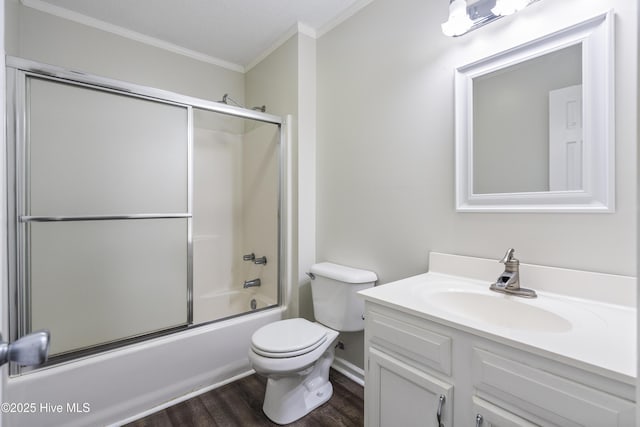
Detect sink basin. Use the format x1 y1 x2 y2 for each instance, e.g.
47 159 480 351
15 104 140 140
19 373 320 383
424 290 573 333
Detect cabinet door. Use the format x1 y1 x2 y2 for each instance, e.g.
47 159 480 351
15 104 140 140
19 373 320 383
473 397 538 427
366 347 453 427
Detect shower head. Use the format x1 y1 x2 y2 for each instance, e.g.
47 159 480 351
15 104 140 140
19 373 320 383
217 93 266 113
218 93 241 106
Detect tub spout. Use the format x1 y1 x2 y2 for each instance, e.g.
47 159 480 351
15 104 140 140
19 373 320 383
243 278 261 288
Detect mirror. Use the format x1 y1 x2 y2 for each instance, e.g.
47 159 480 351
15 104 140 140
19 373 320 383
455 12 614 212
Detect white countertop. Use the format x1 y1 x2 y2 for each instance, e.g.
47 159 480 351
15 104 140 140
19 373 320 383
359 253 637 384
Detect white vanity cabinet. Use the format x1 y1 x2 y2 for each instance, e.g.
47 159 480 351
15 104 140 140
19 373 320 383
364 307 454 426
363 303 636 427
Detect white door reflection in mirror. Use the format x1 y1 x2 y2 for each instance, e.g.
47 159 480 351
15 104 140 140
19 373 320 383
549 85 583 191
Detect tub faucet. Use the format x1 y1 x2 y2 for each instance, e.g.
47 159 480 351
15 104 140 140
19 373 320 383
243 278 261 289
489 248 537 298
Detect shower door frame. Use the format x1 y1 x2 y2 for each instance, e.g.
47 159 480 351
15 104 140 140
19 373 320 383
5 56 286 374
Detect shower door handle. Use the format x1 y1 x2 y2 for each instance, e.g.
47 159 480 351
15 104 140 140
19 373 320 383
0 330 50 367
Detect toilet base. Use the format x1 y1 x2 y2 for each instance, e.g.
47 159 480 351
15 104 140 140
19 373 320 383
262 348 335 425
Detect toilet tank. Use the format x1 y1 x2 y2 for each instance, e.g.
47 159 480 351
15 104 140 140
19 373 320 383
309 262 377 332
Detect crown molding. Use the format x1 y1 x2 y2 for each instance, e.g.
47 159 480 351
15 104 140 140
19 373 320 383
245 22 316 72
316 0 375 37
20 0 375 74
20 0 245 73
244 0 373 71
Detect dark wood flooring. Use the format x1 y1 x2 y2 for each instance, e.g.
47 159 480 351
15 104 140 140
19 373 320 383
125 369 364 427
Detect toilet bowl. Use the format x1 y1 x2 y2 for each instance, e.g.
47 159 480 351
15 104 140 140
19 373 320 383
248 262 377 425
249 318 339 424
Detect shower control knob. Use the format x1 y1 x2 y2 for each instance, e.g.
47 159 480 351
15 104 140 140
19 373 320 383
0 330 50 367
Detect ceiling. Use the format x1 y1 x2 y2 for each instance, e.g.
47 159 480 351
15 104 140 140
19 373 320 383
23 0 372 71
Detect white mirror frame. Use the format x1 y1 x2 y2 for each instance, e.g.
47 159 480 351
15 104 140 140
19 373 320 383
455 11 614 213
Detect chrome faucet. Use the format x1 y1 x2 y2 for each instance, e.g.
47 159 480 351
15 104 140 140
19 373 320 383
489 249 537 298
243 278 261 289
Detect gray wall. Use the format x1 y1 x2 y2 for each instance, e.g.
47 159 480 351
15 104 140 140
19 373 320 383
245 34 300 315
245 32 318 320
317 0 637 368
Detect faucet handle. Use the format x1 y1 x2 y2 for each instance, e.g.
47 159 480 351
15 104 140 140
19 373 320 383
499 248 516 264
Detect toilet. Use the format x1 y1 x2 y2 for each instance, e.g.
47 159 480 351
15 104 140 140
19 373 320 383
248 262 377 425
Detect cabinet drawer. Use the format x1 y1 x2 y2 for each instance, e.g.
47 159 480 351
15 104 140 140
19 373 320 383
472 348 635 427
367 310 451 375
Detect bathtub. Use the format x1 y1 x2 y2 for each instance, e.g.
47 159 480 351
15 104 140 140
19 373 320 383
193 289 277 324
5 304 284 427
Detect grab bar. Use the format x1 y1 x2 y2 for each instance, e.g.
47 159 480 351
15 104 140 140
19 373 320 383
20 213 191 222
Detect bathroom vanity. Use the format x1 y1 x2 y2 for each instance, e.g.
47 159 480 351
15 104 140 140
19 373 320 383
359 253 636 427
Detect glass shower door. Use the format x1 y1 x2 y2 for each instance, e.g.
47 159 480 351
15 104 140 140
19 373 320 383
191 110 280 324
17 75 192 358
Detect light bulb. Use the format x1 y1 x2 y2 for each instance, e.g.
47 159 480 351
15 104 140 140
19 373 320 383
441 0 473 37
491 0 530 16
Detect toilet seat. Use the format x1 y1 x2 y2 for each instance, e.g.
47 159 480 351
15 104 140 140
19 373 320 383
251 318 328 358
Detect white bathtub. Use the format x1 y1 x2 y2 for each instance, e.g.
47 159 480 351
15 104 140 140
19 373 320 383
6 305 284 427
193 289 277 324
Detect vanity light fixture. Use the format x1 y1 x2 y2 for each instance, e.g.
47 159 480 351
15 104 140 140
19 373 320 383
442 0 539 37
441 0 474 37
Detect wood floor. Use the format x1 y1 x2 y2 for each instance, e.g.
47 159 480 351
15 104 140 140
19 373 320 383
125 369 364 427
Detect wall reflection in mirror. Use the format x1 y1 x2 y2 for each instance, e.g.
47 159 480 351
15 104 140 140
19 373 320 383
473 44 582 195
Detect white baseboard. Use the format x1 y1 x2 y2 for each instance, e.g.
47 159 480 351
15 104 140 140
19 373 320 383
332 356 365 386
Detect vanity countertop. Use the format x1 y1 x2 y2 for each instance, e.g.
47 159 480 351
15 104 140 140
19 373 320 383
359 253 636 384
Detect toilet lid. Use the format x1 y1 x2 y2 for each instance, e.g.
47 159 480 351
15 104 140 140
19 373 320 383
251 318 328 358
